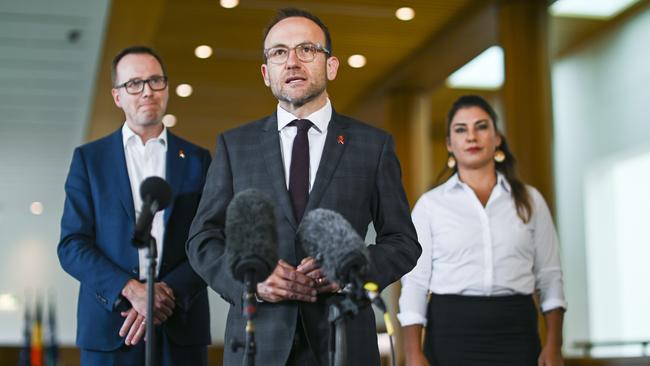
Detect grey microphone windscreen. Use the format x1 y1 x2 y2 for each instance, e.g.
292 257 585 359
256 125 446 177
225 189 278 283
298 208 369 286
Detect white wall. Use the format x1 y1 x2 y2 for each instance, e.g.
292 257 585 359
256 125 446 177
552 4 650 355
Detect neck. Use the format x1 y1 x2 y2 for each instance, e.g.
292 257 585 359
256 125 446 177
128 122 164 145
279 92 328 119
457 164 497 193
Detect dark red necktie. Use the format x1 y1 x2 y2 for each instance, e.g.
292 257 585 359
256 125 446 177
288 119 312 221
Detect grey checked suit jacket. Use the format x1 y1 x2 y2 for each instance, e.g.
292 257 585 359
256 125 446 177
187 111 421 365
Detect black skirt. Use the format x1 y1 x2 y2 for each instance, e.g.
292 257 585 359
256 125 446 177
423 293 541 366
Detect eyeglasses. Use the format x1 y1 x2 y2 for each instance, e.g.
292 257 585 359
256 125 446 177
264 42 330 64
115 76 168 95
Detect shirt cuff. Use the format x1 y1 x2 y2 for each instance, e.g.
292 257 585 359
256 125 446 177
397 311 428 327
540 298 567 313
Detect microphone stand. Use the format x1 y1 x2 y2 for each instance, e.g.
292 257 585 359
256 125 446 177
133 200 159 366
145 235 157 366
327 276 366 366
231 270 258 366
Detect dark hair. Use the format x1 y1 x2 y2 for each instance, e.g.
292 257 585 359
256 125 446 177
440 95 533 223
111 45 167 86
261 8 332 62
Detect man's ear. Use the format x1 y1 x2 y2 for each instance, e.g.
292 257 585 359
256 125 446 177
111 88 121 108
261 64 271 87
326 56 339 81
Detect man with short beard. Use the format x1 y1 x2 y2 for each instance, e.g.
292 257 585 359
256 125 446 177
187 9 421 366
58 46 211 365
187 8 421 366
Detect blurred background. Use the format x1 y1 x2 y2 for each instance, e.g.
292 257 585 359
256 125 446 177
1 0 650 364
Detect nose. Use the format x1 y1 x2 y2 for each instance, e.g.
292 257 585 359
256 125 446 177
285 48 301 68
141 81 153 97
466 128 476 141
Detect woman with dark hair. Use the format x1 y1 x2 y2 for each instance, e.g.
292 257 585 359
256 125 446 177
398 95 566 366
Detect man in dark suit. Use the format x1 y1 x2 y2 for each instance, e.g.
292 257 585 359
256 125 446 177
58 46 211 366
186 8 420 366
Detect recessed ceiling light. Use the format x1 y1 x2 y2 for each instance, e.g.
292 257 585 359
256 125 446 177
30 201 44 215
220 0 239 9
347 54 367 68
446 46 504 90
176 84 193 98
194 45 213 59
395 7 415 21
162 114 177 127
550 0 640 19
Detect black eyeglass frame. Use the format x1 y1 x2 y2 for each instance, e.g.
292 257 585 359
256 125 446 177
114 76 169 95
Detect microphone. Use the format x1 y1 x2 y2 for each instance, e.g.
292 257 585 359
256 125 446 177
297 208 369 288
132 176 172 248
225 189 278 284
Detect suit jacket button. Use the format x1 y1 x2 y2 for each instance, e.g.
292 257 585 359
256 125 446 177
132 267 139 275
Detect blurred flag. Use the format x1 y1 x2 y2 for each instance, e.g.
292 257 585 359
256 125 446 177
18 293 31 366
45 290 59 366
30 295 44 366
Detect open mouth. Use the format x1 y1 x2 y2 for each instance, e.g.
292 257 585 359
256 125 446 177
285 76 306 84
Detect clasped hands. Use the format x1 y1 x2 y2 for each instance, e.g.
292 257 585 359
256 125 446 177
118 279 176 346
256 256 340 303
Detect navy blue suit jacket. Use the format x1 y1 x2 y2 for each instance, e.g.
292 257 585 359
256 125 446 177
58 128 211 351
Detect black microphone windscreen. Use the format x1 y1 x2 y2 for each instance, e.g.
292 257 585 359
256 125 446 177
225 189 278 283
140 176 172 210
298 208 369 286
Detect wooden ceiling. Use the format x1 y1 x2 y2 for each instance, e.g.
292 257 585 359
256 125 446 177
88 0 650 150
88 0 478 148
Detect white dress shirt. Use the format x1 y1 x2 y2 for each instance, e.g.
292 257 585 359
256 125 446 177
276 99 332 191
122 123 167 280
398 173 567 327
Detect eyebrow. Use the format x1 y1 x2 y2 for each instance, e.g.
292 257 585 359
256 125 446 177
265 41 319 49
452 118 490 127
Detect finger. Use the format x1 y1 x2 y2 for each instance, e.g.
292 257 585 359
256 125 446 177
297 258 319 273
119 310 137 337
281 266 316 287
317 282 339 294
154 302 173 320
157 282 176 300
277 259 298 270
281 287 317 302
303 268 323 280
131 319 146 345
156 295 176 311
258 282 317 303
126 316 144 345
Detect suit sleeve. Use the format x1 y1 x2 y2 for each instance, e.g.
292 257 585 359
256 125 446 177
186 134 243 307
367 134 421 290
160 148 213 311
57 147 133 312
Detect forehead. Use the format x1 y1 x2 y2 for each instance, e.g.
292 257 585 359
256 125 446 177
451 106 492 125
264 16 326 48
115 53 163 83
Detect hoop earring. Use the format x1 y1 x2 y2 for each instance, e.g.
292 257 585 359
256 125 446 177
494 149 505 163
447 155 456 169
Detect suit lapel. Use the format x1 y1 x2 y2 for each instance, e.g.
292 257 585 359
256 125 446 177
260 115 298 230
306 112 350 213
111 130 136 224
165 132 185 226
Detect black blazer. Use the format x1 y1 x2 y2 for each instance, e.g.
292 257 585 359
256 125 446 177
187 111 420 365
